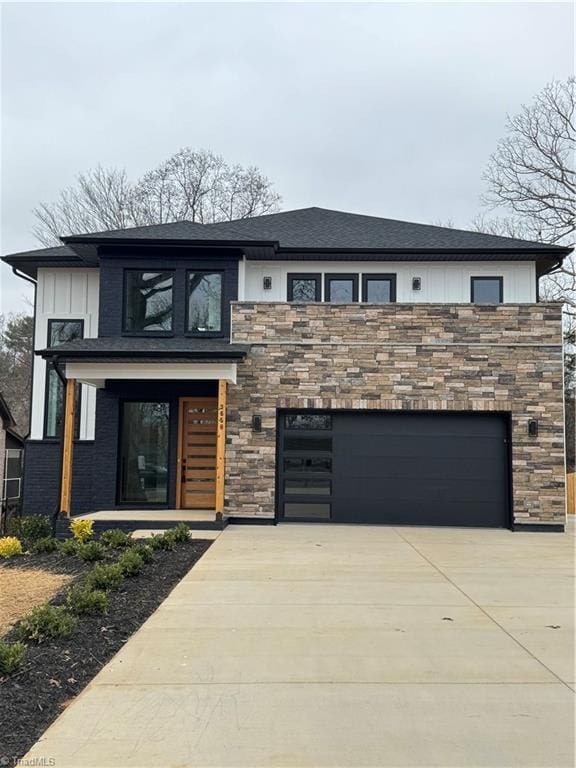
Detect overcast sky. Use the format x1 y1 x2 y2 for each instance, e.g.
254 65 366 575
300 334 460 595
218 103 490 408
1 1 573 314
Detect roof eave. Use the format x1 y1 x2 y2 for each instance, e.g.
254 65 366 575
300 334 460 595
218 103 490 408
37 348 249 362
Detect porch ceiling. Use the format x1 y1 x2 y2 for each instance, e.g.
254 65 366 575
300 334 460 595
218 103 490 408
64 360 238 388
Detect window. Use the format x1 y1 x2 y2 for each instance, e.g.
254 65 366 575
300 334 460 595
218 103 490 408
284 436 332 452
44 320 83 439
325 274 358 303
187 271 223 334
285 413 332 430
119 402 170 504
471 277 503 304
283 457 332 473
287 274 321 302
285 479 331 495
124 271 173 333
283 503 331 519
362 274 396 303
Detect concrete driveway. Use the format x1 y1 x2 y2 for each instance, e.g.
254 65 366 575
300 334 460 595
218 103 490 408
25 523 575 767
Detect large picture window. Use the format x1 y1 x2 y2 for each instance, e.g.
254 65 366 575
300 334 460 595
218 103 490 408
119 401 170 504
471 277 503 304
124 271 173 333
287 274 321 302
187 272 223 334
44 320 83 439
362 274 396 303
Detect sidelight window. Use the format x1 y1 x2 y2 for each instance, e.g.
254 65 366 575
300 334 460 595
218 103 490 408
119 401 170 504
44 319 83 439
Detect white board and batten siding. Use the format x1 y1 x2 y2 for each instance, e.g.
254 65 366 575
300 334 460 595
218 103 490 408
243 260 537 303
30 269 100 441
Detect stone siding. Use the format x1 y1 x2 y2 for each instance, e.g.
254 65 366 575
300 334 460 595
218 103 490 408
227 302 566 527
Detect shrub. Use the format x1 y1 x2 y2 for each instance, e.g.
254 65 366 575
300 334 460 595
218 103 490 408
149 531 176 551
67 585 108 616
0 536 23 559
75 541 106 562
16 604 76 644
0 641 26 675
70 518 94 543
101 528 131 549
172 523 191 543
132 543 154 564
85 563 124 591
58 539 78 556
31 536 59 554
118 548 144 577
20 515 52 542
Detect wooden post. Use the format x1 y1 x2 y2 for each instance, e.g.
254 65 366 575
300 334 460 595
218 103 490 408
215 380 227 519
60 378 76 516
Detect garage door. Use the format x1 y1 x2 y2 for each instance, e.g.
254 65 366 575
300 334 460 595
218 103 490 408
277 411 510 528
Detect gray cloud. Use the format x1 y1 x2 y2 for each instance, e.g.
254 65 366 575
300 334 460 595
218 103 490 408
1 1 573 313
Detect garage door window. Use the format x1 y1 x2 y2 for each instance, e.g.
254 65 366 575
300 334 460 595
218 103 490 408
284 503 331 520
285 479 331 495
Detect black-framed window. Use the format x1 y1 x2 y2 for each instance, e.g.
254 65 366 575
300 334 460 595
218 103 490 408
471 277 503 304
186 271 223 335
362 274 396 303
325 274 359 303
287 273 321 302
123 271 173 333
118 401 170 504
44 320 83 439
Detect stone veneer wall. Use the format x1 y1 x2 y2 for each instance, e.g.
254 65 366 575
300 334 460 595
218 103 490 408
226 302 565 527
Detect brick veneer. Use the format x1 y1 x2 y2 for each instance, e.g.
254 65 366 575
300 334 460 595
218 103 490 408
227 302 566 527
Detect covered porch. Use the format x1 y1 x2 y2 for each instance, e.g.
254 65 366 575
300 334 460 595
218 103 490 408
38 337 249 529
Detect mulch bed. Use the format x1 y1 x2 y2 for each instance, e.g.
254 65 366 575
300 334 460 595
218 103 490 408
0 539 212 762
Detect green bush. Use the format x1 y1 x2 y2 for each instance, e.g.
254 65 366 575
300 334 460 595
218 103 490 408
58 539 78 556
85 563 124 591
66 585 108 616
16 604 76 644
172 523 191 543
132 543 154 563
117 548 144 576
100 528 131 549
0 640 26 675
76 541 106 562
20 515 52 542
31 536 59 554
149 531 176 551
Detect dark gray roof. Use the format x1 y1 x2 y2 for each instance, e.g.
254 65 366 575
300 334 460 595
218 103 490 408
3 244 77 259
38 337 248 361
62 207 568 252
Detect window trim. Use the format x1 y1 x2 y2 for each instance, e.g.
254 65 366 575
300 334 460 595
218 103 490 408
324 273 359 303
287 273 321 302
122 269 175 336
470 276 504 304
43 319 84 440
185 269 225 338
361 273 397 303
116 398 172 507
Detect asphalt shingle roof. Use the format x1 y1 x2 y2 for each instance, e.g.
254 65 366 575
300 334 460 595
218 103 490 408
39 337 249 360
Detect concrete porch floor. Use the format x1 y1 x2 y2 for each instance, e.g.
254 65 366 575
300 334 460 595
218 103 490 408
75 510 221 522
24 522 575 767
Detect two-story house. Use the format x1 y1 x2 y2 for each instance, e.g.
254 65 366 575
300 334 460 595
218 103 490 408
3 207 570 531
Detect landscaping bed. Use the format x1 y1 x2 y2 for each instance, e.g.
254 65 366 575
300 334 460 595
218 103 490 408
0 522 211 762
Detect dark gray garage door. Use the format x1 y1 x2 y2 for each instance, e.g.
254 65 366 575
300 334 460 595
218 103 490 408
277 411 510 528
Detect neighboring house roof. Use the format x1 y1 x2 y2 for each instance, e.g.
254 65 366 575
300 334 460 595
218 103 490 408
2 207 571 278
37 337 249 361
0 392 23 445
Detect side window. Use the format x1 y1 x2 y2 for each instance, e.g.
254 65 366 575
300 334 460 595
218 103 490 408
44 319 83 439
124 271 174 333
324 274 359 303
187 271 223 335
362 274 396 303
471 277 503 304
287 274 321 302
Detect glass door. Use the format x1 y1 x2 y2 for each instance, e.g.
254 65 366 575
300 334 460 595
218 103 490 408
119 401 170 504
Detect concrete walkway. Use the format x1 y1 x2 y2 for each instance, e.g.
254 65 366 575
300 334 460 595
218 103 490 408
25 523 575 767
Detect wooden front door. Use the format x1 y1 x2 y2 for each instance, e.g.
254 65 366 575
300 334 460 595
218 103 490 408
177 397 218 509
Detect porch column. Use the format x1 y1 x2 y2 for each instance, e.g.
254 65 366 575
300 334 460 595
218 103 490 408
215 379 227 519
60 378 76 517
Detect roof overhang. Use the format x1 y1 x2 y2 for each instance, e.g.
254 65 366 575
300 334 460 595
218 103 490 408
64 361 238 388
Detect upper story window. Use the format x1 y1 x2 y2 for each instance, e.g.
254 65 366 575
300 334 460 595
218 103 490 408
325 274 359 303
187 271 223 335
362 274 396 303
45 319 83 439
124 271 173 333
471 277 503 304
287 273 321 302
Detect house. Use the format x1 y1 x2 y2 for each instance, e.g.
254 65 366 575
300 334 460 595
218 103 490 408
0 392 24 515
2 207 571 531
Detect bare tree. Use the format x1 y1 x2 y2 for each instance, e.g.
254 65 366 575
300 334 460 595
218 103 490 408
33 148 281 245
478 78 575 311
